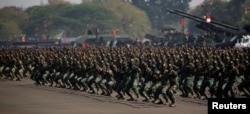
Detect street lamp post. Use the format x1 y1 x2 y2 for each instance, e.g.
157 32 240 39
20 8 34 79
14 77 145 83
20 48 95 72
201 0 213 46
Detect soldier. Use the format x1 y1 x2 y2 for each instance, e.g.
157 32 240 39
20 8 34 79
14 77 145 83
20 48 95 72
149 64 162 102
153 63 169 105
86 59 98 94
183 61 195 98
125 58 141 101
139 62 153 102
200 59 214 99
167 69 179 107
193 59 204 98
214 60 226 98
105 63 116 96
79 60 90 91
238 60 250 96
223 61 239 98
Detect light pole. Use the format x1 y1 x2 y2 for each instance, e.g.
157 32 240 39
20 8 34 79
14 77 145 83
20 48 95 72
201 0 213 46
179 17 185 42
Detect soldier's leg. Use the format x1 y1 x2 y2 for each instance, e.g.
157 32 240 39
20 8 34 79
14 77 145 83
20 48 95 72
178 75 187 97
125 83 134 101
17 68 24 80
106 81 115 96
0 66 4 78
47 71 55 86
70 75 80 90
208 78 216 98
54 72 63 87
139 82 150 102
76 76 83 90
0 66 5 78
11 67 17 80
229 81 237 98
131 79 140 100
79 77 88 91
193 76 204 98
153 85 164 104
86 75 96 94
67 72 75 89
94 75 101 94
99 79 108 95
150 82 161 102
156 85 169 105
215 79 224 98
41 71 50 85
221 81 229 98
3 67 11 79
183 77 194 98
167 85 177 107
238 79 250 96
116 80 125 100
52 72 60 87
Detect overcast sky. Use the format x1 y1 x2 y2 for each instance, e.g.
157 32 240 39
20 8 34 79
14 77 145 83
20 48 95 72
0 0 203 9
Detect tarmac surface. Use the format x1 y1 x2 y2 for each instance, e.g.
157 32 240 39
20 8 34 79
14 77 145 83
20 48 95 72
0 78 207 114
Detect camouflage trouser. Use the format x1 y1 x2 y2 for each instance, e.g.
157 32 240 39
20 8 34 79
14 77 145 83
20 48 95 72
149 82 161 99
183 76 194 97
0 66 4 78
193 75 204 97
94 75 102 93
200 78 214 98
61 72 71 87
115 79 126 99
15 68 25 80
10 67 16 80
41 71 50 85
125 77 140 99
139 81 153 100
154 84 169 103
98 78 107 94
86 75 97 93
79 74 89 91
3 67 10 78
167 85 177 105
238 76 250 96
106 80 116 95
223 80 237 98
70 75 81 90
124 76 131 94
53 72 61 86
124 76 140 99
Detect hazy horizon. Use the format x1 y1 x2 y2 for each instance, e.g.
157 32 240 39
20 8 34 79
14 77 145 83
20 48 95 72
0 0 203 9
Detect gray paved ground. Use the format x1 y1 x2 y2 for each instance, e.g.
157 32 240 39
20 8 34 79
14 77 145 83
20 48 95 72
0 79 207 114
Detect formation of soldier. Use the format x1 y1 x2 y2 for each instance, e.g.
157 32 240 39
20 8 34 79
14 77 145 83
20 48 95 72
0 46 250 107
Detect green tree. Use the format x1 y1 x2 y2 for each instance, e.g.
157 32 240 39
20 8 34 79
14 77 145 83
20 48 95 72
0 7 28 41
24 3 117 39
102 0 151 38
48 0 70 4
130 0 191 30
240 0 250 26
0 20 22 41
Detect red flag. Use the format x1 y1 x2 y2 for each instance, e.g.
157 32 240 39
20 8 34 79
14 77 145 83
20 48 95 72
20 34 26 42
111 29 116 36
206 14 211 23
179 18 184 25
82 43 87 48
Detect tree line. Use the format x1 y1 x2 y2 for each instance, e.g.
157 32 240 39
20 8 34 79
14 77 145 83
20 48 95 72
0 0 249 41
